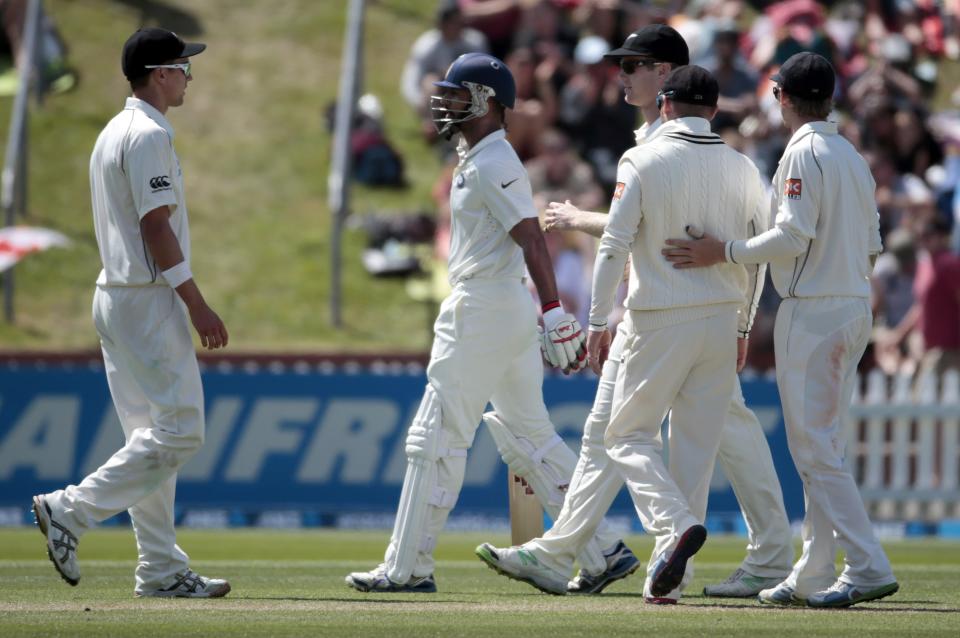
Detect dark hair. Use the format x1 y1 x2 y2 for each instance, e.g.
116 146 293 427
129 72 151 90
787 93 832 119
669 101 715 119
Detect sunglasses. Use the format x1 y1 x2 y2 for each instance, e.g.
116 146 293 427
144 62 191 76
772 85 781 101
656 90 675 110
619 58 661 75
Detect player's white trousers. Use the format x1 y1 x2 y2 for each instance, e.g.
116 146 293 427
606 309 736 596
45 286 203 592
529 320 793 581
775 296 895 594
384 278 617 580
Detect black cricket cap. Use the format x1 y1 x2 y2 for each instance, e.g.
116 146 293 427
604 24 689 66
122 28 206 81
771 52 835 100
660 65 719 107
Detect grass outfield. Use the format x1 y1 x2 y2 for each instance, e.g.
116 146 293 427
0 529 957 637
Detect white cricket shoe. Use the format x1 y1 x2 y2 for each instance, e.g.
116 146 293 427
757 581 808 607
807 580 899 608
136 569 231 598
475 543 568 595
32 495 79 586
567 540 640 594
703 568 785 598
345 564 437 593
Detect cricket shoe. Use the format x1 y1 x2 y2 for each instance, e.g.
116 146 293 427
757 582 808 607
806 580 899 608
475 543 568 595
345 564 437 593
703 568 785 598
136 569 231 598
649 524 707 598
567 540 640 594
32 495 79 586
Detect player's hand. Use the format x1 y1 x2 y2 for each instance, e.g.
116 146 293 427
543 200 583 232
543 307 588 372
662 225 726 268
586 328 611 375
189 302 229 350
538 325 563 370
538 325 572 374
737 336 749 373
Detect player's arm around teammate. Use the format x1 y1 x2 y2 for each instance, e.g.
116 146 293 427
661 53 896 609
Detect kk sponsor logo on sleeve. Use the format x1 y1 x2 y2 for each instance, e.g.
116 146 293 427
613 182 625 201
784 178 802 200
149 175 172 191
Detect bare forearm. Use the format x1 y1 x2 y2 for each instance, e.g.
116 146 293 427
571 211 609 238
523 237 559 304
544 205 608 237
141 209 205 309
510 217 559 304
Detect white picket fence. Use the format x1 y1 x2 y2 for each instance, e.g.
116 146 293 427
848 369 960 521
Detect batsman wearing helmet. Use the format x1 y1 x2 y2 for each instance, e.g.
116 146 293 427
477 26 791 603
346 52 631 594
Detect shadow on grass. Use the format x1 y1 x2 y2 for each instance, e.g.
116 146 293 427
240 597 478 605
676 598 960 614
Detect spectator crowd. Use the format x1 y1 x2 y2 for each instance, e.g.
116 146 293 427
402 0 960 374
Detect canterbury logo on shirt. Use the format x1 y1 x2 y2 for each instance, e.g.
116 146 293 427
785 178 802 200
149 176 172 191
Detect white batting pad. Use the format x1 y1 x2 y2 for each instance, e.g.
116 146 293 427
483 411 609 574
386 384 466 583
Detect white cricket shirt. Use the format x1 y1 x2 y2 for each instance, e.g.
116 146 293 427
590 117 768 333
447 129 536 284
726 121 882 298
90 97 189 286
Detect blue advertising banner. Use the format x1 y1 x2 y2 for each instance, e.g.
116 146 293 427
0 366 803 527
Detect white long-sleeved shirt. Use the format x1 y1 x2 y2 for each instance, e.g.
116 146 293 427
589 117 768 334
725 121 882 298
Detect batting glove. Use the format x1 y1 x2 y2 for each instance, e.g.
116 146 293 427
542 306 588 372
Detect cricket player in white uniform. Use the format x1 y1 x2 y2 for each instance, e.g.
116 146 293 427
477 27 791 601
663 52 899 608
346 52 630 594
31 28 230 598
478 65 770 603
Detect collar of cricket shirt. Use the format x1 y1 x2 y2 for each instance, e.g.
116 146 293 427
635 116 662 145
785 120 838 151
459 128 507 163
124 97 175 140
650 116 716 144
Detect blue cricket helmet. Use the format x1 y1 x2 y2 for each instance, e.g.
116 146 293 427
431 52 515 138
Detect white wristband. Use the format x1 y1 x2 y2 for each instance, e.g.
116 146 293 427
161 261 193 289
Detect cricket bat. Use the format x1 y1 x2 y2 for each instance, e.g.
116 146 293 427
508 470 544 545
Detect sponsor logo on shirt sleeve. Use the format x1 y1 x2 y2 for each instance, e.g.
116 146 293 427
149 175 172 191
613 182 626 201
784 178 802 200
